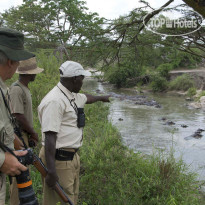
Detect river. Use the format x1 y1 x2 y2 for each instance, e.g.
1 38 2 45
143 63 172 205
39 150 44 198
82 78 205 183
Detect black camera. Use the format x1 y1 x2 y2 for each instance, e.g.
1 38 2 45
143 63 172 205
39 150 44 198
16 148 38 205
77 108 85 128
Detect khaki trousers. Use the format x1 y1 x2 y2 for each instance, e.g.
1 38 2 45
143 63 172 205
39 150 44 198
0 174 6 205
9 132 29 205
39 146 80 205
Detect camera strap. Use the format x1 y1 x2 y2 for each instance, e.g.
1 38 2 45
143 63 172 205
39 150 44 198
0 88 13 123
0 140 16 157
0 88 27 148
57 85 79 115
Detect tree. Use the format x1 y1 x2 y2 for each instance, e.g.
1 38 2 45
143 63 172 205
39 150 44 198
1 0 104 56
96 0 204 68
182 0 205 17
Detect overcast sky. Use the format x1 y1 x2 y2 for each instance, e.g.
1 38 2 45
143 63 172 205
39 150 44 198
0 0 184 19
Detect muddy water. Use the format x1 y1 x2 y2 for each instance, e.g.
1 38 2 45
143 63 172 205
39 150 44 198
82 78 205 181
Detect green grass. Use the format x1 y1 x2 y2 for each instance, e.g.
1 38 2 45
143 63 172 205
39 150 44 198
169 74 195 91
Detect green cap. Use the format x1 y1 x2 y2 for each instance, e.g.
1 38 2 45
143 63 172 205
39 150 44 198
0 28 35 61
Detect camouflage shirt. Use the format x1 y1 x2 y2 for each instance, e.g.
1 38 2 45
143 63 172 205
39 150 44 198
0 77 14 168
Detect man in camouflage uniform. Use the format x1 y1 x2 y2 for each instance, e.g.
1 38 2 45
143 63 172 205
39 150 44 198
0 28 34 204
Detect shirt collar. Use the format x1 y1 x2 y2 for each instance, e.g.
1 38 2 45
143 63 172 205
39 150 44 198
57 82 75 100
16 80 29 91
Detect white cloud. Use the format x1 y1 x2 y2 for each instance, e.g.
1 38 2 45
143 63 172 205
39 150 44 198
0 0 23 12
86 0 184 19
86 0 143 19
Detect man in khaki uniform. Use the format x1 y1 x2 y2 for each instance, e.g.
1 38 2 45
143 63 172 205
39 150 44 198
38 61 110 205
9 57 44 205
0 28 34 204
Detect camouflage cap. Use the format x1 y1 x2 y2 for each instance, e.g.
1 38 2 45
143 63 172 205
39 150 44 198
0 27 35 61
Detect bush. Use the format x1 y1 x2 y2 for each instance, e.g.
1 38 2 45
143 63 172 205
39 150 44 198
169 74 195 91
150 73 168 92
168 50 202 69
104 61 140 88
156 63 173 79
187 87 197 97
196 90 205 101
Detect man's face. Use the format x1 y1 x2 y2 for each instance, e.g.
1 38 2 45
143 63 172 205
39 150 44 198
73 75 85 93
29 74 36 82
8 61 19 79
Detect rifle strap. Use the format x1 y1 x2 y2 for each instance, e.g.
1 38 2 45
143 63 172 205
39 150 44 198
0 88 27 148
0 88 13 121
57 85 78 115
0 140 17 158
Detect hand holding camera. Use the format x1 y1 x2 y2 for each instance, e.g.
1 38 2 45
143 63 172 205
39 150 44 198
0 150 28 176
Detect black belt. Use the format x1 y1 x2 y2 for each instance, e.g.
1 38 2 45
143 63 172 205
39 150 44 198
55 149 77 161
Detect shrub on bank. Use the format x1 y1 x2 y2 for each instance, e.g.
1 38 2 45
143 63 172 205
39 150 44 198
196 90 205 101
156 63 173 79
187 87 197 97
104 61 140 88
149 72 169 92
169 74 195 91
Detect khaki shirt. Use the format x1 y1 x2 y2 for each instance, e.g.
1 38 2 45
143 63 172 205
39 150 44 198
0 77 15 168
9 80 33 126
38 82 87 149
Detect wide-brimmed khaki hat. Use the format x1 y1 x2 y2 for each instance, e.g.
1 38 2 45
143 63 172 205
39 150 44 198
0 28 35 61
16 57 44 74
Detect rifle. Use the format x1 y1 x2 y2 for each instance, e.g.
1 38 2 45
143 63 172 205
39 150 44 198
14 134 74 205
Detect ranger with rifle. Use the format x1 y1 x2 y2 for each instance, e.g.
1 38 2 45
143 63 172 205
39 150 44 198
38 61 110 205
9 57 44 205
0 28 34 204
14 127 74 205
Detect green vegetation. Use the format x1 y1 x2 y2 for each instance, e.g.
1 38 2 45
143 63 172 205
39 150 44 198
149 72 169 92
169 74 195 91
1 0 204 90
1 0 205 203
196 91 205 101
5 51 203 205
104 62 140 88
156 63 173 79
187 87 197 97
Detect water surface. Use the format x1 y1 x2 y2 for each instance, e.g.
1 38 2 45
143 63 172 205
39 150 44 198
83 78 205 181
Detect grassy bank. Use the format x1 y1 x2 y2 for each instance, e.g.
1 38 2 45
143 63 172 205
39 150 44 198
80 102 202 205
6 52 203 205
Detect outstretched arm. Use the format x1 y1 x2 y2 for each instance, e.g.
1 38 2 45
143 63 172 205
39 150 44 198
85 94 110 104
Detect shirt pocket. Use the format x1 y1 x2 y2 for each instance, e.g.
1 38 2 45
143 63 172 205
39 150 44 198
3 125 14 146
